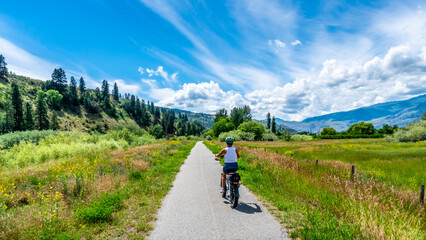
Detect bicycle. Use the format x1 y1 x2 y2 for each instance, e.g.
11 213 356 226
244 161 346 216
221 170 241 208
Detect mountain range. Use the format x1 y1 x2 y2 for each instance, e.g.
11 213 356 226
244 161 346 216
268 94 426 132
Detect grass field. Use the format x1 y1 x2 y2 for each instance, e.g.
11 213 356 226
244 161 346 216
0 131 196 239
204 139 425 239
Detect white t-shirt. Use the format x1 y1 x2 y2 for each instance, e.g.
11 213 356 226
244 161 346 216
224 147 237 163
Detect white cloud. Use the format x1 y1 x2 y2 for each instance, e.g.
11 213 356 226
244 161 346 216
291 40 301 46
138 66 144 74
113 79 141 95
139 65 178 86
155 45 426 121
269 39 285 48
0 37 56 80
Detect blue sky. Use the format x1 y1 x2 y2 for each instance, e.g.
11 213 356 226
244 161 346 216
1 0 425 120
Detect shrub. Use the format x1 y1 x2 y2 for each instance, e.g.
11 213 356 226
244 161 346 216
76 192 123 223
262 130 279 141
237 121 265 140
321 127 336 135
0 130 61 149
291 134 313 141
206 135 212 140
389 121 426 142
347 121 376 135
218 130 255 141
149 124 164 139
212 118 235 137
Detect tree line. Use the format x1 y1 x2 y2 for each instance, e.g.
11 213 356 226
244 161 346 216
0 55 204 137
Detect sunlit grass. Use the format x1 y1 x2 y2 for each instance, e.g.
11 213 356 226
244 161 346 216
0 131 196 239
204 139 425 239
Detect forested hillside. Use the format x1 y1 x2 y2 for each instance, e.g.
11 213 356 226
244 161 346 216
0 55 204 138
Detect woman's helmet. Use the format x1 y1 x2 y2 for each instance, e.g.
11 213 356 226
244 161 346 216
225 136 234 144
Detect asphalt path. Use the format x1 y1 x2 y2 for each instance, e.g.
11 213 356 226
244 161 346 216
148 141 289 240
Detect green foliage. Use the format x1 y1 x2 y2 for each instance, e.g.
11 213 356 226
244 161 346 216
45 90 63 109
0 54 8 79
271 116 276 134
237 121 265 140
50 111 60 130
389 120 426 142
11 82 24 131
206 135 212 140
377 124 398 135
76 193 123 223
291 134 313 141
421 111 426 120
262 130 279 141
79 77 85 95
230 105 251 128
69 76 78 105
347 121 376 135
321 127 337 135
24 102 35 130
129 170 143 180
112 82 119 102
49 68 67 94
0 130 60 149
214 108 227 122
218 130 255 141
266 112 271 130
212 117 235 137
35 90 49 130
149 124 164 139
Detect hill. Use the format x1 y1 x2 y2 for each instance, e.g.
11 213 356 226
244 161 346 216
269 95 426 132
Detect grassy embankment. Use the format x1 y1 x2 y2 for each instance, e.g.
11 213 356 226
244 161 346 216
204 139 425 239
0 130 196 239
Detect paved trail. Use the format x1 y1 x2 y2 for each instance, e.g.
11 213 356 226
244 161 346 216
149 141 289 240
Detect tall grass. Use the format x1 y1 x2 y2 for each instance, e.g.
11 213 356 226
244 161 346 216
0 130 61 149
204 140 425 239
0 135 196 239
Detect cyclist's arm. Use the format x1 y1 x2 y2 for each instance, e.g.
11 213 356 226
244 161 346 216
216 149 227 158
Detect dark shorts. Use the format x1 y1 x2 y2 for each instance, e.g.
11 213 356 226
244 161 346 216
223 162 238 174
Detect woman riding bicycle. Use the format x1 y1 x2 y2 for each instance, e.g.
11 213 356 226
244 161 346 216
215 136 240 193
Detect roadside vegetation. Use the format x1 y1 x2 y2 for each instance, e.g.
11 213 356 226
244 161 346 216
204 139 425 239
0 127 195 239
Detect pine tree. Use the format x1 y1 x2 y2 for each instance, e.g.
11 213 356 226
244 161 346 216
11 82 24 131
35 91 49 130
266 112 271 130
94 87 101 101
24 102 35 130
150 102 154 114
69 76 78 105
79 77 86 95
154 107 161 124
100 80 111 109
271 116 276 134
130 95 136 115
4 99 14 133
0 54 8 79
51 68 67 94
112 82 119 102
50 111 60 130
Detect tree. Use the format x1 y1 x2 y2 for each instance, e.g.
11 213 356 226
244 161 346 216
321 127 336 135
69 76 79 105
112 82 119 102
230 105 252 128
79 77 86 95
24 102 35 130
101 80 111 109
149 124 164 139
11 82 24 131
271 116 276 134
212 118 235 137
347 121 376 135
3 100 14 133
50 111 60 130
51 68 67 94
35 90 49 130
0 54 8 79
215 108 228 122
45 90 63 109
266 113 271 130
237 121 265 140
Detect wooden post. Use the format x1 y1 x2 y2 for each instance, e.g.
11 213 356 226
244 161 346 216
316 159 318 166
276 150 278 154
351 165 355 179
264 148 266 152
421 185 425 205
291 153 293 160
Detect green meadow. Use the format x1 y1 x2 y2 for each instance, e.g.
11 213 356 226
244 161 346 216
0 130 196 239
204 139 426 239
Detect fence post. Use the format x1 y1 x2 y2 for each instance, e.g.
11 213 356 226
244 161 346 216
316 159 318 166
351 165 355 179
421 185 425 205
264 148 266 152
291 153 293 160
276 151 278 154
